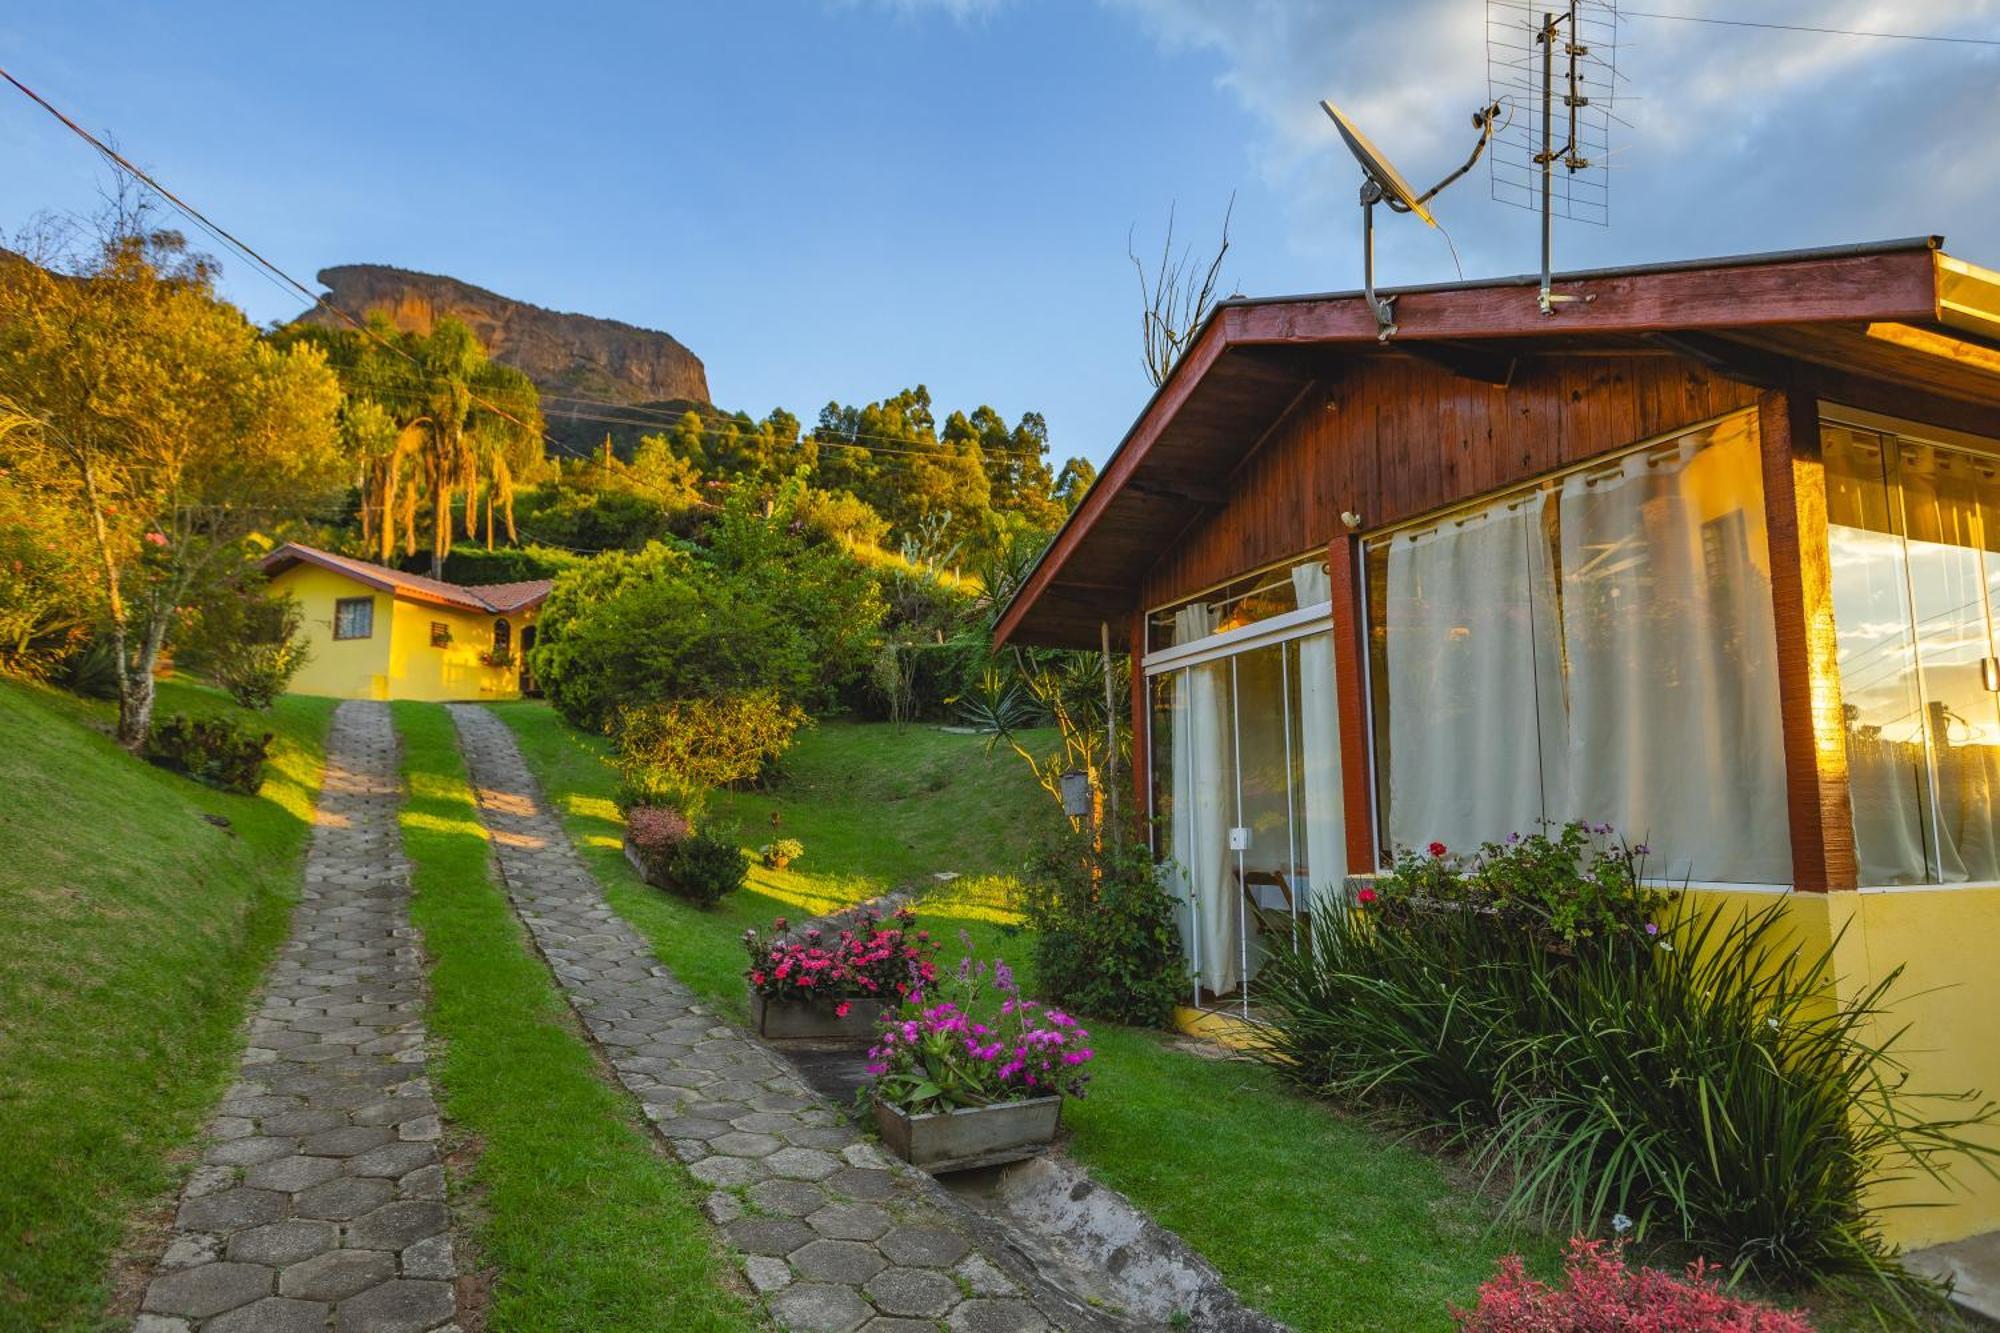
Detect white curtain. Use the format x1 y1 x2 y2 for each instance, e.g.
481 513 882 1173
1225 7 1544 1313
1384 493 1562 855
1290 564 1346 910
1165 603 1241 997
1555 431 1792 884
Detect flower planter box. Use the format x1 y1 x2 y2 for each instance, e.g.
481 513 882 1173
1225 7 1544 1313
623 835 667 889
872 1096 1062 1173
750 991 891 1043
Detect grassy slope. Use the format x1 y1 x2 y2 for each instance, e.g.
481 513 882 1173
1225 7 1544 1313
492 702 1562 1332
391 704 753 1332
490 706 1036 1020
0 678 333 1331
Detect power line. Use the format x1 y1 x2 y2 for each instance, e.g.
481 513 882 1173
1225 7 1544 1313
1619 7 2000 48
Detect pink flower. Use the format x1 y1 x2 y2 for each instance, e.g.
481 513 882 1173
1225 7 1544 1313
834 1001 851 1018
1356 887 1378 906
144 531 168 547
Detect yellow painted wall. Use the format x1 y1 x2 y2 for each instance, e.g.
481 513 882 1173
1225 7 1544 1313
268 563 534 702
270 565 393 700
384 597 529 702
1679 885 2000 1250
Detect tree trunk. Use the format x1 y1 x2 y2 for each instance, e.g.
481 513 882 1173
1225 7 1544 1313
115 619 166 750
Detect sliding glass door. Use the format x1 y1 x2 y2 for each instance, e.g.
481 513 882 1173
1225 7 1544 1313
1826 420 2000 885
1149 591 1345 1016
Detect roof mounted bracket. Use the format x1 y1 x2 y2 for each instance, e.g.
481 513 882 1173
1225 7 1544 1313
1360 180 1398 342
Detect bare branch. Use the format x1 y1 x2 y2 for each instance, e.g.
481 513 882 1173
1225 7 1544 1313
1128 193 1234 388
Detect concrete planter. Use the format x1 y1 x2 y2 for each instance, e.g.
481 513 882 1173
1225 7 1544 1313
873 1096 1062 1173
623 835 667 889
750 991 891 1044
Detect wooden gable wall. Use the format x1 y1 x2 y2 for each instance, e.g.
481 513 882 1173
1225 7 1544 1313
1138 351 1763 611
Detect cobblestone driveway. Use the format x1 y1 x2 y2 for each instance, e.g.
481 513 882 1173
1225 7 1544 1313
136 701 458 1333
448 703 1060 1333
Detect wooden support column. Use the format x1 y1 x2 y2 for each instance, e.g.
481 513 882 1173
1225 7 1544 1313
1128 607 1151 846
1327 534 1378 875
1758 388 1856 892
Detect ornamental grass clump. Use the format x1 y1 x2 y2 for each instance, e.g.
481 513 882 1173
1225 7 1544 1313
866 948 1094 1116
743 906 940 1009
1255 821 2000 1307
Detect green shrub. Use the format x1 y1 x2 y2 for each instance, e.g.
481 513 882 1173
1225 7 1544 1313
438 542 582 584
1021 830 1184 1028
610 691 809 817
175 585 312 709
528 498 886 732
1375 822 1668 951
143 713 273 795
665 828 747 907
59 636 123 700
1254 838 1999 1305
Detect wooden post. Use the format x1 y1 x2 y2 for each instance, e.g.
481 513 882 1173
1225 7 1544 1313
1758 388 1856 892
1101 620 1120 835
1129 607 1151 849
1326 534 1378 875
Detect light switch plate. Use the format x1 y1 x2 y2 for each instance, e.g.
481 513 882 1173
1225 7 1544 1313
1228 826 1251 851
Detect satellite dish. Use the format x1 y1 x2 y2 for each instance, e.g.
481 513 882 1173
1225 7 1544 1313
1320 100 1436 228
1321 96 1501 340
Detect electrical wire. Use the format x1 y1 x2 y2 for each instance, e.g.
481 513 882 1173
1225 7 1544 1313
1620 8 2000 47
0 64 1064 489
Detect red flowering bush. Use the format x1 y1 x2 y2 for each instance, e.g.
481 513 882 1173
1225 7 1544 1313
1453 1239 1813 1333
743 906 940 1005
626 805 691 854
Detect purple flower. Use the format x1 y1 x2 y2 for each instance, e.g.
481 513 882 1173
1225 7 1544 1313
1644 922 1659 937
994 958 1016 993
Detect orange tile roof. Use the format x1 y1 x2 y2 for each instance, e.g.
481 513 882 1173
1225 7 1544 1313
262 543 552 614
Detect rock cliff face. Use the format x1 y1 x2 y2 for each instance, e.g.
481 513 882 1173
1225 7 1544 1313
298 265 711 434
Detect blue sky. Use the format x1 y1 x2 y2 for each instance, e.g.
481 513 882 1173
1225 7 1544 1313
4 1 1999 466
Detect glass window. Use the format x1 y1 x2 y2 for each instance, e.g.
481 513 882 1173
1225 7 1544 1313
1826 421 2000 885
334 597 374 641
493 618 512 655
1147 554 1329 652
1147 597 1346 1014
429 621 451 648
1365 411 1791 884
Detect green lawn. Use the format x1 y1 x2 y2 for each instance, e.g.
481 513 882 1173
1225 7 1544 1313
490 704 1041 1019
491 701 1562 1332
390 703 754 1332
0 677 334 1331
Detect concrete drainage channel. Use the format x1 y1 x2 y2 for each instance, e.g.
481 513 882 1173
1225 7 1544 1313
769 1034 1288 1333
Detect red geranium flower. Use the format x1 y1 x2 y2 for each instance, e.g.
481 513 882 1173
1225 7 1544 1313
1356 887 1378 906
1427 841 1448 858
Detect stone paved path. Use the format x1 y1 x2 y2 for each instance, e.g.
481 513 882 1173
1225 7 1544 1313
448 704 1061 1333
138 701 458 1333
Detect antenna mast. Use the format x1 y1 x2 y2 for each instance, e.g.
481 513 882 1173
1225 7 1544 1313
1488 0 1621 314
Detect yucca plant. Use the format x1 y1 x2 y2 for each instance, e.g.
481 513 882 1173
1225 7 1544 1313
1255 898 1536 1131
1484 900 1999 1304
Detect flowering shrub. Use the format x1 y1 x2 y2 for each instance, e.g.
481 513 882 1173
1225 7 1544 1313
743 906 939 1006
626 805 691 856
1372 821 1667 952
866 949 1094 1115
760 837 805 870
1453 1238 1813 1332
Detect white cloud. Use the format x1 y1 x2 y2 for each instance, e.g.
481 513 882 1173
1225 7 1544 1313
1102 0 2000 280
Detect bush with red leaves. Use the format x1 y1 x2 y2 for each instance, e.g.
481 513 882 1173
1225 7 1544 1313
1453 1239 1813 1332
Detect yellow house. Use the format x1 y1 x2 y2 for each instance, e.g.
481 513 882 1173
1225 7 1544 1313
262 542 550 702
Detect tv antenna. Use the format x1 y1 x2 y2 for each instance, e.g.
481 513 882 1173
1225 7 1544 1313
1322 98 1502 341
1485 0 1622 314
